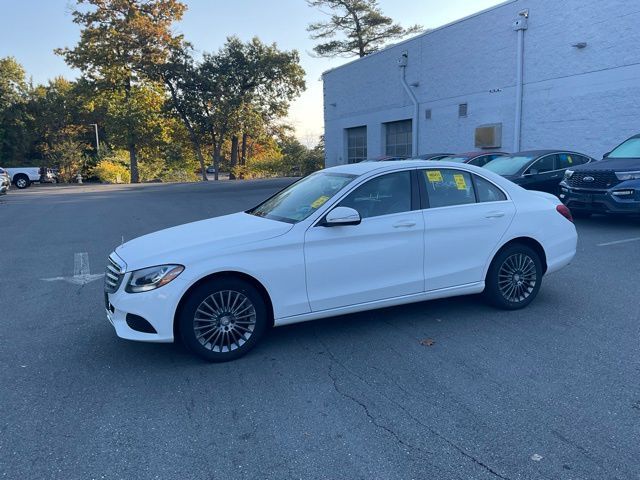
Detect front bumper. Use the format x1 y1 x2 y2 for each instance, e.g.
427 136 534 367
559 182 640 215
105 272 187 343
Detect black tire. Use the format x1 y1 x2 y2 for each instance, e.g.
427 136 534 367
14 175 30 189
483 244 543 310
178 277 268 362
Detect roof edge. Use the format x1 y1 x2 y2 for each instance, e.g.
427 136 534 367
322 0 519 77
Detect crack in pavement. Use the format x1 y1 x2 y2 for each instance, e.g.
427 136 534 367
316 331 511 480
327 363 434 457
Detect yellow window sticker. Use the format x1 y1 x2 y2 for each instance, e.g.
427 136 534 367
567 155 573 164
426 170 443 183
311 195 330 209
453 174 467 190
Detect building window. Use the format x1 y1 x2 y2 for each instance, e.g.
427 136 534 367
346 126 367 163
458 103 468 118
385 119 412 157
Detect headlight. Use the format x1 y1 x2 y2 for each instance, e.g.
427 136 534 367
125 265 184 293
615 171 640 181
564 170 574 179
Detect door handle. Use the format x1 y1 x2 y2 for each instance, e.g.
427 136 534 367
393 221 417 228
485 211 505 219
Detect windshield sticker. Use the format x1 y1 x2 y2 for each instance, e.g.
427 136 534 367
453 174 467 190
311 195 330 209
426 170 443 183
567 155 573 164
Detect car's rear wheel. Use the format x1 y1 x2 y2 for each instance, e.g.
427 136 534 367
178 278 268 362
14 175 30 189
484 244 542 310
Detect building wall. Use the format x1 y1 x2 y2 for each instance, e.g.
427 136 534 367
323 0 640 166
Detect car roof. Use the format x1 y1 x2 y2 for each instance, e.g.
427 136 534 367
450 151 507 158
512 149 585 157
326 159 494 176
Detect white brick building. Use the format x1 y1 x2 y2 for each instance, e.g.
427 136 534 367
322 0 640 166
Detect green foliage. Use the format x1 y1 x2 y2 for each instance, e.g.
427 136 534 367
0 3 308 184
58 0 188 182
93 154 131 183
307 0 422 57
45 139 89 182
0 57 33 166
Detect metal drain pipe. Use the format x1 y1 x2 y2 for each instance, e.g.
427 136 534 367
399 51 419 157
513 9 529 152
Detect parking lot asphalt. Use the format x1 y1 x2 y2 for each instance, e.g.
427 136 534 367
1 180 639 480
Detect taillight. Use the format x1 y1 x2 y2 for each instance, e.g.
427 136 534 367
556 204 573 223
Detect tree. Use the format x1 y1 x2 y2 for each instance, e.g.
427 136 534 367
58 0 187 182
151 43 210 180
306 0 422 57
0 57 33 166
196 37 306 180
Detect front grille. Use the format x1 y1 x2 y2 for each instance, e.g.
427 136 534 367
104 255 124 293
566 171 620 190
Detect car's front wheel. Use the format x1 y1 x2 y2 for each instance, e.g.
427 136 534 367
178 277 268 362
483 244 543 310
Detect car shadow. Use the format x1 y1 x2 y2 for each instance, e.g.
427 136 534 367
93 294 518 370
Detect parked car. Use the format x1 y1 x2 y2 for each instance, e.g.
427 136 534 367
206 166 216 174
484 150 594 194
418 153 454 161
0 167 10 195
104 160 577 362
560 134 640 216
6 167 40 189
440 151 509 167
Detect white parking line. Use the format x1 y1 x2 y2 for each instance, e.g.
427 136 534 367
597 237 640 247
42 252 104 285
74 252 90 276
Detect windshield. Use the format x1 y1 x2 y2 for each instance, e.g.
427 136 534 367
247 172 356 223
608 137 640 159
442 156 470 163
484 155 535 175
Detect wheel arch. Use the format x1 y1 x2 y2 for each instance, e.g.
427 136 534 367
13 173 29 183
173 270 275 341
490 237 548 275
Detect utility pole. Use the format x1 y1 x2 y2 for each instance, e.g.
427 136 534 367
90 124 100 155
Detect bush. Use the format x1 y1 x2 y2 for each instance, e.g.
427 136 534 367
93 159 130 184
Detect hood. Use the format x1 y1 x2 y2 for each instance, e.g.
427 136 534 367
571 158 640 172
115 212 293 271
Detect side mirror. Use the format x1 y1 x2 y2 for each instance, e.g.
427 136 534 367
603 151 611 158
524 169 537 176
322 206 361 227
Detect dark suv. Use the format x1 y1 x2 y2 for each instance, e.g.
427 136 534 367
560 135 640 216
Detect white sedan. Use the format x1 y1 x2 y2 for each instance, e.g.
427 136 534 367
104 161 577 362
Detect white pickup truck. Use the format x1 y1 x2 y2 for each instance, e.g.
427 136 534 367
5 167 56 189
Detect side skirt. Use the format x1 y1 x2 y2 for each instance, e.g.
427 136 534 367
274 282 485 327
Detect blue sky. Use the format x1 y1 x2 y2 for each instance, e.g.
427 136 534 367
0 0 503 144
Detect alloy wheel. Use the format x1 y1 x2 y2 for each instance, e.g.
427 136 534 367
193 290 257 353
498 253 537 303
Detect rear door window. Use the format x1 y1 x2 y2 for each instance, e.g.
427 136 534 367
557 153 580 169
422 169 476 208
474 176 507 203
529 155 556 174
